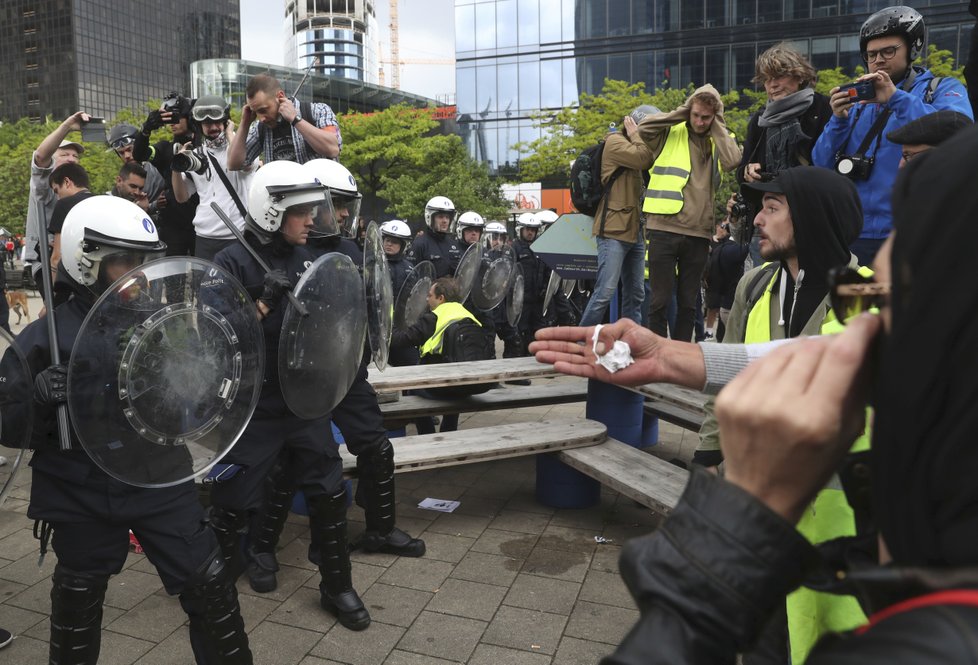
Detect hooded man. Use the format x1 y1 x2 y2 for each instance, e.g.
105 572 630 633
694 165 866 663
638 84 742 343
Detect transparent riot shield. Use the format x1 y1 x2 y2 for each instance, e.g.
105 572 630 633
393 261 435 330
280 252 366 420
0 329 34 506
506 265 525 327
542 269 561 317
454 242 483 303
471 245 515 312
68 257 264 488
562 278 576 298
363 222 393 371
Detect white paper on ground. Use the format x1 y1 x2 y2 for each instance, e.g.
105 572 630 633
418 497 460 513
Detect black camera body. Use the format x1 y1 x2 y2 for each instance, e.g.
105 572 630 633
834 152 874 181
838 80 876 103
730 194 749 220
161 92 193 123
172 147 209 175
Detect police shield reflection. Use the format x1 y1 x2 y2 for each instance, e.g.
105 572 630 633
363 221 393 371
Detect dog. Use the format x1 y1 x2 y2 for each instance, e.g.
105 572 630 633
6 290 30 325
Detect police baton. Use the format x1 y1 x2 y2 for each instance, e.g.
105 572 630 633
35 226 73 451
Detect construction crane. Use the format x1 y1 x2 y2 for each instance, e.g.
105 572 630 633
378 0 454 89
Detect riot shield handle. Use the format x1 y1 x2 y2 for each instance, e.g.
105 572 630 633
210 202 309 317
35 221 72 450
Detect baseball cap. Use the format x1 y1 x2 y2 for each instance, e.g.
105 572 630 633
887 110 973 147
57 139 85 154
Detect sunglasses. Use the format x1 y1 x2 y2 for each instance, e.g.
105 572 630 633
827 266 890 324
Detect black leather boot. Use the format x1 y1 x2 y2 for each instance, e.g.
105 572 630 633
354 440 426 557
308 489 370 631
49 565 107 665
179 549 253 664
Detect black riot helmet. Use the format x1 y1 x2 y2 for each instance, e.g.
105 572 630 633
859 6 925 61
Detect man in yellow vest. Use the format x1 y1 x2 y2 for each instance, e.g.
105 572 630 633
638 84 742 343
694 165 867 664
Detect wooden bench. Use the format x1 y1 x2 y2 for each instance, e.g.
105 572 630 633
338 418 607 476
378 380 588 426
635 383 709 432
368 356 561 393
559 438 689 514
5 265 34 292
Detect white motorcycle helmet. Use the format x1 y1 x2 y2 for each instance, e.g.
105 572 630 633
380 219 412 256
455 211 485 242
534 210 559 232
303 159 362 238
483 221 508 250
60 196 167 292
424 196 456 233
515 212 541 241
247 161 325 235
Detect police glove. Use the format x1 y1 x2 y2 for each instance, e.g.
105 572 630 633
258 269 292 312
142 110 164 134
35 365 68 406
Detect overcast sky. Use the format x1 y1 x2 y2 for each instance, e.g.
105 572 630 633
239 0 456 102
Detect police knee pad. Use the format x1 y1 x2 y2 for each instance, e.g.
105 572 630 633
356 439 395 480
50 565 109 664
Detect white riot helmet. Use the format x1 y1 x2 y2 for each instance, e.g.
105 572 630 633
60 196 167 292
483 221 508 250
455 211 485 243
515 212 541 240
380 219 412 256
424 196 456 233
303 159 362 238
247 161 325 236
534 210 559 232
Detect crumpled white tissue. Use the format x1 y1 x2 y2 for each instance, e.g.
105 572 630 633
591 324 634 373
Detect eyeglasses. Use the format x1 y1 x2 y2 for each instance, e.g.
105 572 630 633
191 105 226 122
862 44 902 63
827 266 890 324
110 136 135 151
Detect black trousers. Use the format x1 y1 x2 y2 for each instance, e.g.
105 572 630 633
647 230 709 342
330 362 387 457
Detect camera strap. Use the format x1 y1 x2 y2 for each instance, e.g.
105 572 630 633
207 152 249 222
853 106 892 158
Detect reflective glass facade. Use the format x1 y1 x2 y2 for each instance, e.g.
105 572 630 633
456 0 973 173
0 0 240 122
286 0 379 84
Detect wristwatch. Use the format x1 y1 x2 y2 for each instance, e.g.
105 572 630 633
291 116 302 127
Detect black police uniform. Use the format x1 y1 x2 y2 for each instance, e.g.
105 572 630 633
512 236 576 354
406 228 461 277
211 233 370 629
385 247 418 367
14 282 250 664
484 245 523 358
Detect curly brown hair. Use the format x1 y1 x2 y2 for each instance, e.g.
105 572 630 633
753 43 817 88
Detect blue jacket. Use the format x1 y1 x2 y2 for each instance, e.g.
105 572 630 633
812 68 972 240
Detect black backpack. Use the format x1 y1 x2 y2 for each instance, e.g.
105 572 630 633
570 141 625 217
427 319 495 398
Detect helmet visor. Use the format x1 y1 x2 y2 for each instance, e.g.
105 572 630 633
95 248 166 296
192 105 226 123
325 193 361 239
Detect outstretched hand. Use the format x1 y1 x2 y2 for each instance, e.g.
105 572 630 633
529 319 705 389
716 313 881 524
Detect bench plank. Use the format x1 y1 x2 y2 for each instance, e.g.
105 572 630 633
635 383 709 414
380 381 588 422
368 357 560 393
341 419 607 475
558 438 688 515
643 399 705 431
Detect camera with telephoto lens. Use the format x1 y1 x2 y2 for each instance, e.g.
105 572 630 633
172 147 208 175
161 92 192 123
730 194 749 220
834 152 874 181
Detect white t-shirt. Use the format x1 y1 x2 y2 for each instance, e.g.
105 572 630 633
181 145 254 239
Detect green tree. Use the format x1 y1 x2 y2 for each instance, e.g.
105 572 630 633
338 104 508 223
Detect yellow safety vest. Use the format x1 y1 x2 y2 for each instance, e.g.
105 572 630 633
744 264 872 664
642 123 719 215
419 302 481 357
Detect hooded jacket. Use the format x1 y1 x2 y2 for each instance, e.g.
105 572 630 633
592 128 653 243
637 84 742 239
812 66 972 240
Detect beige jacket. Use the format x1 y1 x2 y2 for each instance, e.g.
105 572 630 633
592 130 654 243
637 84 742 240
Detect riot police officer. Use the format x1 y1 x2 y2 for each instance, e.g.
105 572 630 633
380 219 415 307
406 196 462 277
211 161 371 631
16 196 252 664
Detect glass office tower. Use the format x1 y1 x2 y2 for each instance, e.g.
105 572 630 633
0 0 240 122
285 0 380 84
456 0 973 173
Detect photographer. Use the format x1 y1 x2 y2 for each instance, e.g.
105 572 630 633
133 93 199 256
171 95 255 262
812 5 971 265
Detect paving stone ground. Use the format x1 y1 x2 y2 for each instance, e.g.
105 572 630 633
0 291 690 663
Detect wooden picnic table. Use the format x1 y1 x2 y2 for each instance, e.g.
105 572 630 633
367 356 561 393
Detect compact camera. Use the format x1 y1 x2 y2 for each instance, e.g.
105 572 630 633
837 80 876 103
835 153 874 181
172 147 209 175
730 194 749 220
